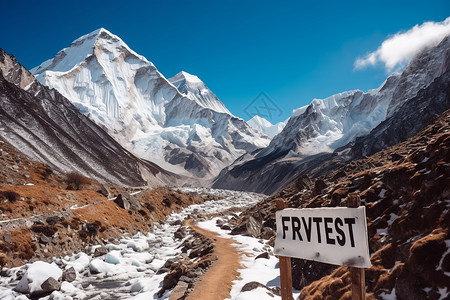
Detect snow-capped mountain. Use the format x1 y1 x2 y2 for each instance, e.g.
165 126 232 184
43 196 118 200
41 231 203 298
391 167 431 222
247 115 286 138
168 71 230 114
213 35 450 194
0 48 178 186
32 28 269 178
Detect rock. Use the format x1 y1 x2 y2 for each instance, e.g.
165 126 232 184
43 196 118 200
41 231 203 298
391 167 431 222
113 193 141 211
313 179 327 195
170 281 189 299
174 227 188 240
260 227 274 240
46 216 63 225
188 242 214 259
240 281 280 296
220 224 231 230
40 277 61 294
230 224 247 235
216 219 225 227
158 267 186 297
241 282 264 292
94 246 108 257
62 267 76 282
291 258 336 290
170 219 183 226
395 273 427 300
255 252 270 260
246 215 262 237
114 194 130 210
2 233 12 244
162 197 172 207
39 234 51 244
97 184 110 197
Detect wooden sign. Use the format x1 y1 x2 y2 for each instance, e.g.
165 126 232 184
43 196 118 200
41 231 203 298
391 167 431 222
274 206 371 268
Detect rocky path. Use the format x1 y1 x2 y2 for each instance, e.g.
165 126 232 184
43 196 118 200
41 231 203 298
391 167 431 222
0 188 266 300
184 219 241 300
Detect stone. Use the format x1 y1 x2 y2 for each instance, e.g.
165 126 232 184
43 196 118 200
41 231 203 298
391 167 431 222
255 252 270 260
114 194 130 210
240 281 280 296
94 246 108 257
246 215 262 237
260 227 274 240
114 193 142 211
46 216 63 225
313 179 327 195
39 234 51 244
2 234 12 244
220 224 231 230
62 267 76 282
40 277 61 293
174 227 188 240
241 281 266 292
170 281 189 299
97 184 110 197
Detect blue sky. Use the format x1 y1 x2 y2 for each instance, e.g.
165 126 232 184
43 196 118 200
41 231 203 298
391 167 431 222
2 1 449 122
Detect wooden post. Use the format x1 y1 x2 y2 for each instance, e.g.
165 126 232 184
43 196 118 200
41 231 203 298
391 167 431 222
276 198 294 300
347 193 366 300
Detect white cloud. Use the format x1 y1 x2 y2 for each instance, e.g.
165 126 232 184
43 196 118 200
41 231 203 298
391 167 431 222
355 16 450 72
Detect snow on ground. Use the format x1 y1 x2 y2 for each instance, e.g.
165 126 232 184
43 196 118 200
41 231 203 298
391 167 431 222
0 188 266 300
197 218 301 300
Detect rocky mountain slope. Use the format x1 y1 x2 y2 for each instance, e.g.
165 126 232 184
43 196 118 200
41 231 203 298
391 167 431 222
32 28 269 179
213 35 450 194
0 48 177 186
228 108 450 299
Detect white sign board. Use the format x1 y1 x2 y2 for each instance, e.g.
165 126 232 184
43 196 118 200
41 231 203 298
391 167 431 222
274 207 371 268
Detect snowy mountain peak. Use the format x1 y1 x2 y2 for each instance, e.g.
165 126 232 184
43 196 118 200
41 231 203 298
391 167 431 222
31 29 269 179
171 71 203 84
31 28 151 76
247 115 286 138
168 71 230 114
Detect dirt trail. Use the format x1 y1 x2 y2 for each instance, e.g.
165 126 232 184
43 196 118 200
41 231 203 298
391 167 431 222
184 219 241 300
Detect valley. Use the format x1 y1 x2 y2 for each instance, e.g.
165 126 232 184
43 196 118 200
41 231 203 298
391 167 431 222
1 17 449 300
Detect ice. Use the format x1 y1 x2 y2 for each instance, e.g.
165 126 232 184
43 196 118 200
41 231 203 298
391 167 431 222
15 261 62 294
105 251 121 265
64 252 90 273
89 259 120 274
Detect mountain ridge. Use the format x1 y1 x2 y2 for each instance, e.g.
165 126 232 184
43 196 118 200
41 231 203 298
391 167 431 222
213 35 450 194
0 48 179 186
32 28 270 179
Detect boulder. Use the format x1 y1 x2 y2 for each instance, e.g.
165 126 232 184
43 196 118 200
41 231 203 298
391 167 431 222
260 227 274 240
170 281 189 299
246 215 262 237
62 267 76 282
240 281 281 296
220 224 231 230
94 246 108 257
114 194 130 210
39 234 51 244
40 277 61 293
255 252 270 260
2 233 12 244
97 184 110 197
46 216 63 225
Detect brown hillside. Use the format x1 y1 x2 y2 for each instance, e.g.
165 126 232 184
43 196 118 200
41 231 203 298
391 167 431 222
230 109 450 299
